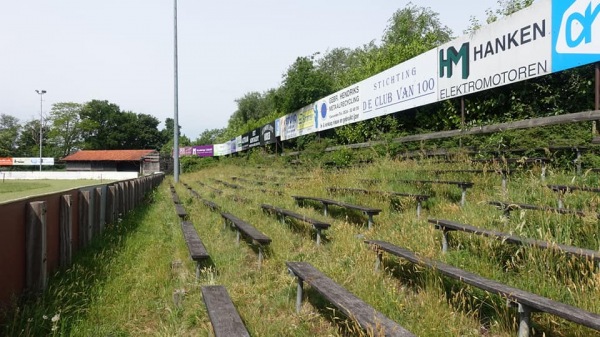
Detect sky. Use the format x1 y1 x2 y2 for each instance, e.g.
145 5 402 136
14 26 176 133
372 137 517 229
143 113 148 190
0 0 500 141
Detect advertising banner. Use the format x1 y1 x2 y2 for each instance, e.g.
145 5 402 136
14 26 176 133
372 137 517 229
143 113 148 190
236 135 242 152
279 113 298 141
12 157 55 166
241 133 250 151
437 0 551 100
261 122 276 145
315 84 362 131
229 139 237 154
213 143 228 156
192 145 213 157
249 128 261 148
552 0 600 72
179 147 193 157
0 157 13 166
274 118 281 137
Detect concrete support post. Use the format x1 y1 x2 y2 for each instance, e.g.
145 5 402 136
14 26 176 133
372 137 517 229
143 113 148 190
59 195 72 268
26 201 47 294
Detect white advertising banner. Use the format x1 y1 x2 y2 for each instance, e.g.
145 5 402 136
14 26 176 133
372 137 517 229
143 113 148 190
213 143 228 156
278 105 318 140
12 157 55 166
437 0 552 100
359 49 438 121
315 84 362 131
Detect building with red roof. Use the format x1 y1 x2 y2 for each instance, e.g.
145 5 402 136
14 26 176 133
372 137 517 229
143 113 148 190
62 150 160 175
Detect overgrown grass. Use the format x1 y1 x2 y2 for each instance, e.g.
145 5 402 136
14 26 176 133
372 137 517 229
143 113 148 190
0 180 113 203
3 155 600 336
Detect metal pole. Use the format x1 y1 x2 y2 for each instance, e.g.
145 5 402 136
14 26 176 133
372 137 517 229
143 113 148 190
35 90 46 172
173 0 180 183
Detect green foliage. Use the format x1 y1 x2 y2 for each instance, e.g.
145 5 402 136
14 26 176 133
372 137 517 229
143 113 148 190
0 114 20 157
179 156 218 173
194 128 225 145
47 102 84 157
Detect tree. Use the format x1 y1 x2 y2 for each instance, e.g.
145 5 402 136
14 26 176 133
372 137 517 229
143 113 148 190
276 55 335 114
195 128 225 145
382 3 452 47
0 114 20 157
47 102 83 157
80 100 165 150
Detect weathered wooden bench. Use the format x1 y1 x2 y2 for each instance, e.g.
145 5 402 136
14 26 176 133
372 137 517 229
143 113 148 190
327 187 429 219
261 204 330 245
181 221 210 278
212 179 244 190
221 212 271 267
197 181 223 195
429 219 600 263
202 199 220 212
395 180 474 206
365 240 600 337
286 261 415 337
548 184 600 209
174 203 187 219
292 195 381 229
201 285 250 337
432 169 510 194
487 200 590 223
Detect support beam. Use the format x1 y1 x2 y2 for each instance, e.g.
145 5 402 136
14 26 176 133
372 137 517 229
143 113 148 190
26 201 47 293
59 195 72 268
79 190 91 248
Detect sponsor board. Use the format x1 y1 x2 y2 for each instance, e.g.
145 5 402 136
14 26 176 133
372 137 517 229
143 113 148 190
249 128 261 148
438 0 551 100
360 49 438 121
179 147 193 157
10 157 55 166
261 122 276 145
213 143 229 156
192 145 214 157
552 0 600 72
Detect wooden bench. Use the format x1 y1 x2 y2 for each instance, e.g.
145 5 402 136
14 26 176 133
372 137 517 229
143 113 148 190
286 261 415 337
432 169 510 194
471 157 550 180
292 195 381 229
487 200 589 223
395 180 474 206
365 240 600 336
429 219 600 263
181 221 210 278
261 204 330 245
221 212 271 267
327 187 429 219
174 203 187 219
197 181 223 195
548 184 600 209
213 179 244 190
201 285 250 337
202 199 220 212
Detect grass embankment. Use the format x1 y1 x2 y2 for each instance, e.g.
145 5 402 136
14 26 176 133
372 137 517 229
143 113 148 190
0 180 113 203
3 157 600 336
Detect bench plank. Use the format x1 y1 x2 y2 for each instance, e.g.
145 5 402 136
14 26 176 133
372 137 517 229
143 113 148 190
261 204 330 245
174 203 187 219
488 200 587 217
201 285 250 337
221 212 271 245
181 221 209 261
286 261 415 337
365 240 600 332
293 195 381 229
430 219 600 262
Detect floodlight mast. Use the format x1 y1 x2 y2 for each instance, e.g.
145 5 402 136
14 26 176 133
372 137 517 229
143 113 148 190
35 89 47 171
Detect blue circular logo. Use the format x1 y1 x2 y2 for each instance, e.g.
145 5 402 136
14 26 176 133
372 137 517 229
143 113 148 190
320 102 327 118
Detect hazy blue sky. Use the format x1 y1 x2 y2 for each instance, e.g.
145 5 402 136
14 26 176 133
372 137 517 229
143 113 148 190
0 0 499 140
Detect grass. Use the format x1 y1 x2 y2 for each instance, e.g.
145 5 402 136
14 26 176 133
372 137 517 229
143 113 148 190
3 155 600 336
0 180 113 203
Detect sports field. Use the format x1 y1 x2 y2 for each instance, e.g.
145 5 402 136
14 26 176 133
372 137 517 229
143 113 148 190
0 180 112 203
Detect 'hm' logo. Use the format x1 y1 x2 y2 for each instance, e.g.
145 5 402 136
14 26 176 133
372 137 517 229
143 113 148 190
439 42 470 79
556 0 600 54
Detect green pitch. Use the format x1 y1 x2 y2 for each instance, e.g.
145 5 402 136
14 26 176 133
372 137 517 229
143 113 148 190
0 180 111 203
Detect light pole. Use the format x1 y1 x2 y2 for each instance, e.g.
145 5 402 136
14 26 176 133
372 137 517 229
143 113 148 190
35 90 46 171
173 0 180 182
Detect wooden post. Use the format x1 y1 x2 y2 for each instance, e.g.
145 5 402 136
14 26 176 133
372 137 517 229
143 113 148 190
460 97 465 148
594 63 599 135
106 186 115 225
59 195 73 268
26 201 47 293
79 190 91 247
123 182 130 214
93 187 102 236
295 276 303 313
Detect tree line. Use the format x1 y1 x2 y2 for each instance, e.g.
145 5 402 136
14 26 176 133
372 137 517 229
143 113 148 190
0 100 182 159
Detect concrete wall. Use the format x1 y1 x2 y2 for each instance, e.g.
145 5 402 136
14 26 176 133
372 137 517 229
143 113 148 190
0 171 139 180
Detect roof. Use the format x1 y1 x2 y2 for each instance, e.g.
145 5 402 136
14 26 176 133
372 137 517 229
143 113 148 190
62 150 158 162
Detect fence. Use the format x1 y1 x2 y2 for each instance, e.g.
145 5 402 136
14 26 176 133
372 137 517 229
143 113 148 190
0 173 165 310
